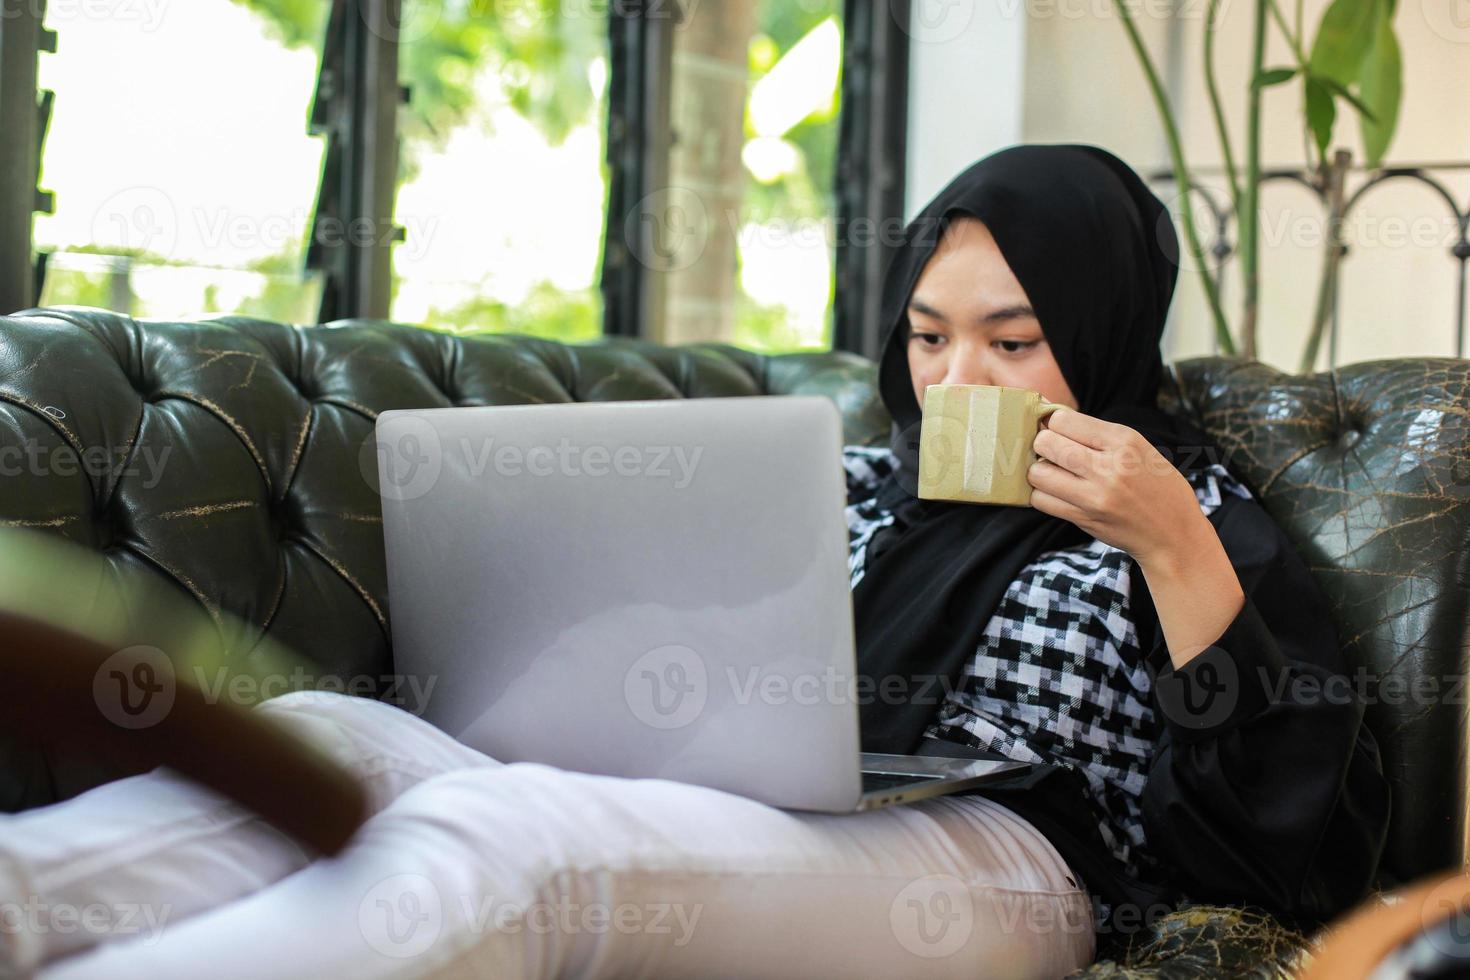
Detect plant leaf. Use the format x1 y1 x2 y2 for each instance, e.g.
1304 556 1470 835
1357 9 1402 166
1254 67 1299 87
1305 76 1337 159
1308 0 1381 86
1314 73 1379 122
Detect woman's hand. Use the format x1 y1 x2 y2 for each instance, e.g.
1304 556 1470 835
1026 408 1205 566
1027 408 1246 669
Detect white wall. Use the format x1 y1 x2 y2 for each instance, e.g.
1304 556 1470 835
904 0 1029 221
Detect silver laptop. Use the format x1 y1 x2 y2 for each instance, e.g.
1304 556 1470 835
374 395 1030 812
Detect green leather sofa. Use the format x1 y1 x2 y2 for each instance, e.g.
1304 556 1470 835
2 306 1468 975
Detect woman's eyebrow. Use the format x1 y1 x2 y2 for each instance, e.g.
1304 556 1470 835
907 297 949 323
978 303 1037 324
907 297 1036 325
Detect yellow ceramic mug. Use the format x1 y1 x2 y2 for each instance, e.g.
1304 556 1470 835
917 384 1069 506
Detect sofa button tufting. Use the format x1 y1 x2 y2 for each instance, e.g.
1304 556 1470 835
91 510 116 550
266 497 291 540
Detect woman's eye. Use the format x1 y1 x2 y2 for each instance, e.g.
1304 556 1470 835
995 340 1039 354
910 333 943 348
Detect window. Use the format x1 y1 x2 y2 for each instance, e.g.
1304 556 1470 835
386 4 611 342
23 1 877 349
659 0 843 351
33 1 328 322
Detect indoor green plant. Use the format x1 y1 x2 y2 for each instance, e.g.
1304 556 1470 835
1112 0 1404 368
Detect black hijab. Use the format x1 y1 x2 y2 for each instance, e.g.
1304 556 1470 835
852 143 1226 754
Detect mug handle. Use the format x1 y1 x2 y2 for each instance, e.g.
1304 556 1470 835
1036 400 1068 426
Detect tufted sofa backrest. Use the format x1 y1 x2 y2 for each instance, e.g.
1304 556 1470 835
0 308 888 682
1161 358 1470 886
1 308 1467 886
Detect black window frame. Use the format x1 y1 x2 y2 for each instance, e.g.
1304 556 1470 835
600 0 911 355
3 0 910 347
0 4 54 316
833 0 910 360
308 0 403 323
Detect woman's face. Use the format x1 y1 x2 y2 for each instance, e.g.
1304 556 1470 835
906 217 1079 411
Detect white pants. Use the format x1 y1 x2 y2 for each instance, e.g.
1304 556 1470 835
0 692 1095 979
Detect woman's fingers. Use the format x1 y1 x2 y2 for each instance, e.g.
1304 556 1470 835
1033 427 1100 478
1045 408 1120 451
1028 486 1089 525
1027 457 1090 505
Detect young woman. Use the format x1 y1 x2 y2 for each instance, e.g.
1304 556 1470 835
842 143 1389 930
1 145 1388 979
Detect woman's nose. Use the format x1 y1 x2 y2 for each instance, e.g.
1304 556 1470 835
941 356 990 387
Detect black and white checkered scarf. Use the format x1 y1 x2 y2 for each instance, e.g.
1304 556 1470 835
844 445 1252 880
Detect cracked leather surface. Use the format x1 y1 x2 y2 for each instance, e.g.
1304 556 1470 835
1072 904 1310 979
1159 356 1470 887
0 310 1465 972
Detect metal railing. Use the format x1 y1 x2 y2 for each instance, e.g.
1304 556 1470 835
1148 163 1470 364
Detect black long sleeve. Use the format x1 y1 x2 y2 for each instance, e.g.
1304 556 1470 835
1133 493 1392 923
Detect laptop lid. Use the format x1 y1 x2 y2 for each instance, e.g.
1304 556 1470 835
376 395 863 810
